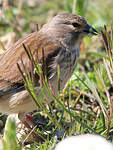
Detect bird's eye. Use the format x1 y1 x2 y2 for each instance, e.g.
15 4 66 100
72 22 81 28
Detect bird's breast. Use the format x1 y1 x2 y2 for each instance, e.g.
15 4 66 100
60 48 79 85
49 47 80 95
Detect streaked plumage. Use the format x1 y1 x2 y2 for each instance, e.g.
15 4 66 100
0 13 97 121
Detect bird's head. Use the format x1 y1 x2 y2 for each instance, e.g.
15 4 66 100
41 13 97 47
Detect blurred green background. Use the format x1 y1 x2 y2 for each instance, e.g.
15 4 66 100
0 0 113 35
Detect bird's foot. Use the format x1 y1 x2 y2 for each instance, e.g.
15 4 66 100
23 114 44 144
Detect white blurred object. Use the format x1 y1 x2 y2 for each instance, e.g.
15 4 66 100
55 134 113 150
0 138 3 150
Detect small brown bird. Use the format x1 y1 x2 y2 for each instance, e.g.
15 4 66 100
0 13 97 123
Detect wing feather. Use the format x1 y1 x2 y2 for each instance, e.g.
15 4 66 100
0 31 60 94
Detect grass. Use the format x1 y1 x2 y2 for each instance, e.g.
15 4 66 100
0 0 113 149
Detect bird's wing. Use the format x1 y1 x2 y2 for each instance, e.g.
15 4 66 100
0 31 60 95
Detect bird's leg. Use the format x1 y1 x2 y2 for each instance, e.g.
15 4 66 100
18 113 44 143
25 114 36 128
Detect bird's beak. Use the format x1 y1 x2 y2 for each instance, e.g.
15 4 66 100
83 24 98 35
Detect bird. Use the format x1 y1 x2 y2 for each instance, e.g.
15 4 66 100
0 12 97 127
